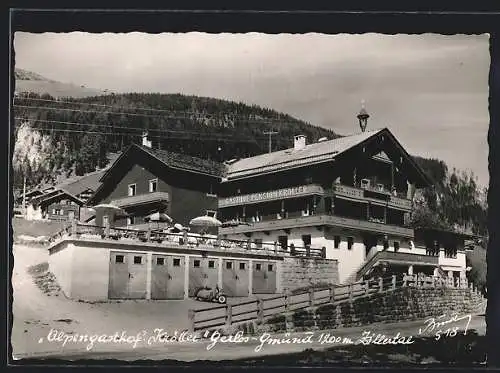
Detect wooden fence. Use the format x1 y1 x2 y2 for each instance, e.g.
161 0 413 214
188 273 474 332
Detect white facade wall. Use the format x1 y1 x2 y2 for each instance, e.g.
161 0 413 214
225 228 439 284
48 243 75 297
439 250 467 277
70 245 111 301
48 240 284 301
226 228 367 284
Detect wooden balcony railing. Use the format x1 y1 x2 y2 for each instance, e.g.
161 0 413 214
332 184 412 211
220 214 414 238
356 249 440 280
110 191 170 208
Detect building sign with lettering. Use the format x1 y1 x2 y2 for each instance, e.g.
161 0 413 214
219 185 324 208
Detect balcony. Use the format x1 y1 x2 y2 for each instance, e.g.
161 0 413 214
332 184 412 211
110 192 170 208
357 249 439 280
219 213 414 238
218 184 324 208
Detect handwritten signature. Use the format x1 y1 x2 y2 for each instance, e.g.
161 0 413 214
418 313 472 340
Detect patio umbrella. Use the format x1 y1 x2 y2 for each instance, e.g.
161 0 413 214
144 212 173 223
93 203 128 216
145 211 173 231
189 215 222 227
92 203 128 226
189 215 222 235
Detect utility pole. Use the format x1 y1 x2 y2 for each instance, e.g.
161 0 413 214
263 130 278 153
22 175 26 218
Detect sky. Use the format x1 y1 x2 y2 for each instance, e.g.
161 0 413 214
13 32 490 187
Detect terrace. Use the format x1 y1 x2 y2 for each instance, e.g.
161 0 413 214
48 221 326 258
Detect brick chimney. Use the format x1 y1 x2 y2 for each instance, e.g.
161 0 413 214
294 135 306 151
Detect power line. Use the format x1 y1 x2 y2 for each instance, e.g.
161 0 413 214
13 117 261 140
16 96 281 120
13 124 261 144
14 104 190 120
13 98 288 124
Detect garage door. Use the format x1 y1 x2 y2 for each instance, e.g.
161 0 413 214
188 257 219 297
151 254 185 300
222 259 249 297
109 251 147 299
252 261 277 294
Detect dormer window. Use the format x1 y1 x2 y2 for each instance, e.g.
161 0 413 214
128 184 136 197
149 179 158 193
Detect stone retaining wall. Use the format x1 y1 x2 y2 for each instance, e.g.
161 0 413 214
280 257 339 292
221 286 486 335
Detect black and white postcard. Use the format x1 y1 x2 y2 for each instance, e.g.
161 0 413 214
8 9 496 368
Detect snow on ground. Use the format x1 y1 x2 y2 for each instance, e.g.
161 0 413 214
17 235 49 243
11 243 266 358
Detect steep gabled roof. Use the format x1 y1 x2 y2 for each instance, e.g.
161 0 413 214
59 169 107 197
30 189 85 207
226 129 382 180
137 145 226 177
224 128 432 187
88 144 225 205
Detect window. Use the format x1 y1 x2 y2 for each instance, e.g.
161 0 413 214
208 260 215 268
127 216 135 225
226 261 233 270
52 209 56 215
347 237 354 250
268 264 274 272
383 241 389 250
59 209 64 216
173 258 181 267
255 263 262 271
115 255 124 263
193 260 200 268
334 235 341 249
302 235 312 248
149 179 158 193
394 241 400 252
133 256 142 264
278 236 288 251
128 184 136 197
254 239 263 249
206 210 217 218
102 215 109 227
239 262 246 270
156 257 165 265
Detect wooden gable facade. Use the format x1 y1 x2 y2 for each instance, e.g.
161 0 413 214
87 144 223 228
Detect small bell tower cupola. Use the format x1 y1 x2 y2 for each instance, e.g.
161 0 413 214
357 100 370 133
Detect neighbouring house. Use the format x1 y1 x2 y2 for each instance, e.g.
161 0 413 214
22 169 107 222
86 136 225 232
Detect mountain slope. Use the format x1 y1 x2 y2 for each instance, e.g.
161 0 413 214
14 68 104 98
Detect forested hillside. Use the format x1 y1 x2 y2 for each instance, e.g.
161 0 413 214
12 91 338 189
411 156 487 236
